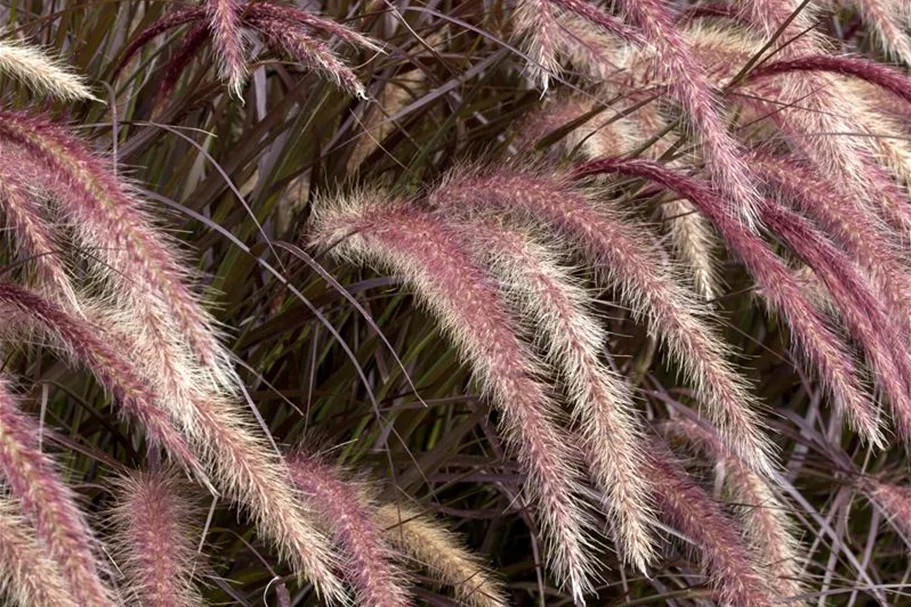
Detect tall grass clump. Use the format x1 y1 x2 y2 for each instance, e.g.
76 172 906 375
1 1 911 606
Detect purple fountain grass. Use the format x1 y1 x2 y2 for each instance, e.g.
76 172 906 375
679 20 911 238
517 95 721 299
247 13 367 98
205 0 247 96
860 477 911 542
746 53 911 105
0 379 116 607
750 151 911 337
850 0 911 66
853 155 911 236
0 110 236 392
0 113 344 599
430 166 777 478
0 39 95 102
514 0 563 89
287 451 413 607
0 283 204 476
759 203 911 442
574 156 883 446
453 214 657 572
111 470 203 607
0 169 77 307
115 8 205 79
551 0 763 224
309 193 598 602
159 22 210 103
245 2 382 53
732 1 889 217
115 1 377 95
646 444 777 607
101 330 347 603
0 497 80 607
661 419 805 601
373 503 508 607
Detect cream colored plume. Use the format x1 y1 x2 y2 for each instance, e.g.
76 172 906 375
0 38 96 101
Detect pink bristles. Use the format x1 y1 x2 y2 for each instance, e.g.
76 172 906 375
205 0 247 96
747 54 911 105
574 157 882 446
310 193 598 603
430 166 777 478
0 110 235 391
0 379 116 607
646 444 776 607
112 470 203 607
114 8 206 79
759 204 910 441
454 215 658 572
661 418 805 601
0 496 81 607
0 282 204 477
556 0 763 224
288 451 413 607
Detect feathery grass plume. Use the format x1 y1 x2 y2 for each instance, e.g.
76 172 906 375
96 316 347 603
838 81 911 191
746 53 911 104
0 168 77 307
860 478 911 542
454 214 657 572
516 95 721 299
373 503 508 607
0 109 235 392
680 22 911 236
430 166 776 477
731 1 887 212
514 0 565 89
205 0 247 96
661 419 805 601
309 193 598 602
188 397 346 601
245 2 382 53
0 379 116 607
287 451 413 607
574 157 883 445
114 8 206 78
0 496 80 607
0 113 345 601
116 2 377 96
751 151 911 337
550 0 762 225
645 444 776 607
0 39 94 101
792 265 834 312
847 0 911 66
759 203 911 441
111 470 203 607
247 13 367 98
0 283 203 475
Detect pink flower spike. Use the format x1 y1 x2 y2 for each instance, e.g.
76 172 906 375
747 54 911 106
0 496 81 607
205 0 247 96
309 192 598 602
646 444 777 607
431 166 777 478
288 451 413 607
0 379 116 607
112 470 203 607
574 157 883 446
